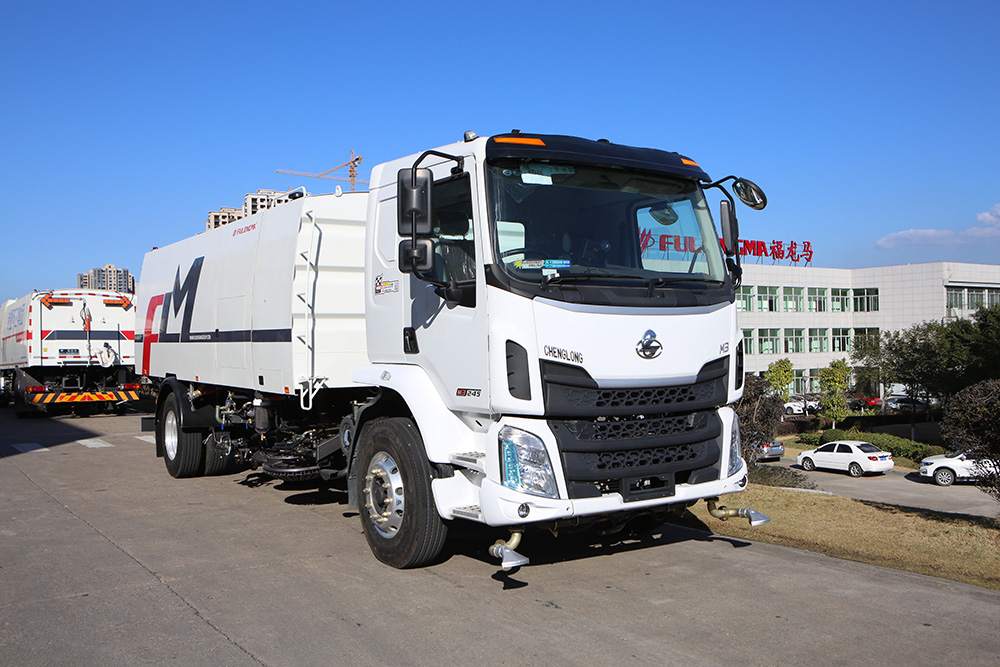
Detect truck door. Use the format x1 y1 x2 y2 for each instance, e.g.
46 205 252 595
405 162 490 413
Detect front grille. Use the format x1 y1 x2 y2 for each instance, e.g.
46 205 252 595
563 383 715 410
582 443 701 472
562 412 709 442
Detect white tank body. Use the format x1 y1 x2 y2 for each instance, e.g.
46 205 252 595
135 193 368 395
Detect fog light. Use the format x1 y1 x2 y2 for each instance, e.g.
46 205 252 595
518 503 530 518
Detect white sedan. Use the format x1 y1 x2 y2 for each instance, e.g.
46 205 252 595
919 451 994 486
797 440 894 477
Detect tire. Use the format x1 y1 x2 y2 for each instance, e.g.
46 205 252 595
784 407 794 415
801 457 816 472
848 462 864 478
356 417 447 569
934 468 955 486
159 392 205 478
203 437 231 475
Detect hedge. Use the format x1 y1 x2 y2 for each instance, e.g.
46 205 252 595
819 429 946 461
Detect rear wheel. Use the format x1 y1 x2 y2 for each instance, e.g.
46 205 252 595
848 462 864 478
159 393 205 478
356 417 447 568
801 457 816 472
934 468 955 486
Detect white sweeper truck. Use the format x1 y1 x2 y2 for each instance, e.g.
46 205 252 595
135 131 770 569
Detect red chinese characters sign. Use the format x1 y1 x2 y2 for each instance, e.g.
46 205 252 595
639 229 814 264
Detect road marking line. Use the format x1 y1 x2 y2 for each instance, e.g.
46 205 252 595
78 438 114 449
12 443 49 453
135 435 157 445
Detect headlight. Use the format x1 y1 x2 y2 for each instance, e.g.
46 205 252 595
728 416 743 477
500 426 558 499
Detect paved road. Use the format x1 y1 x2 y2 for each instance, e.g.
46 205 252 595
766 454 999 518
2 410 999 666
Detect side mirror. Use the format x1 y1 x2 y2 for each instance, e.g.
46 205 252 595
733 178 767 210
720 200 739 256
397 168 433 236
398 239 434 273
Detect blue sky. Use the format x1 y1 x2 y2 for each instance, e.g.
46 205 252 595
3 0 999 300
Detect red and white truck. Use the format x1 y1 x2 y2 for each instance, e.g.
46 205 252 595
0 290 140 416
137 131 770 569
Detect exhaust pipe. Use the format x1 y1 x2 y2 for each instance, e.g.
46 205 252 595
489 529 529 570
706 497 771 527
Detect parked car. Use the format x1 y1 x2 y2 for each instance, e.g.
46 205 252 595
784 394 818 415
756 438 785 462
919 451 995 486
848 395 882 410
797 441 894 477
884 397 929 411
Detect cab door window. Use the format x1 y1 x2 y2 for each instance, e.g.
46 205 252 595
430 173 475 285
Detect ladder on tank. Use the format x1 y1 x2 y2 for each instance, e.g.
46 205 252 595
296 210 327 411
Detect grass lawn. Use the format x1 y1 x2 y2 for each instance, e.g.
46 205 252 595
668 484 1000 591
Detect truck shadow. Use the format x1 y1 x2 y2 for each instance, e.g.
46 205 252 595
0 409 126 458
236 472 350 507
446 517 752 573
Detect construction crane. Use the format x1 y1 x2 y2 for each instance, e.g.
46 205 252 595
276 150 369 191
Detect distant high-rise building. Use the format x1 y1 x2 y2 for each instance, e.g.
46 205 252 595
77 264 135 293
242 188 307 218
205 188 308 230
206 206 243 231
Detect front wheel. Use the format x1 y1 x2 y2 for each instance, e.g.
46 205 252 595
159 392 205 478
801 457 816 472
848 462 864 478
934 468 955 486
356 418 447 568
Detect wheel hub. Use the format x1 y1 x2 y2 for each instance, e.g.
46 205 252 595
363 451 405 539
164 410 178 460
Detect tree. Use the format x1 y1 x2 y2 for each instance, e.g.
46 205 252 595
850 330 894 398
763 358 794 402
733 374 784 464
941 379 1000 503
818 359 850 428
882 316 978 404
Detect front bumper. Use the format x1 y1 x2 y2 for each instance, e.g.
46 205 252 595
475 409 746 527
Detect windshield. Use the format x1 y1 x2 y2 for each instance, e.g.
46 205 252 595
487 160 726 286
857 443 881 453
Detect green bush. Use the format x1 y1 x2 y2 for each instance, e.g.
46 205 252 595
797 433 821 446
925 445 948 457
820 429 848 444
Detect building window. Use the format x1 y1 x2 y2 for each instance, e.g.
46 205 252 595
946 287 964 310
831 288 851 312
757 286 779 312
989 289 1000 307
832 327 851 352
968 288 986 309
743 329 754 355
759 328 780 354
784 328 805 354
808 328 828 353
808 369 821 393
854 328 880 348
737 286 754 312
793 369 807 395
783 287 804 312
853 288 879 312
808 287 827 312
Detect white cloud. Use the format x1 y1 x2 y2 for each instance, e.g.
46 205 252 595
976 203 1000 226
876 203 1000 249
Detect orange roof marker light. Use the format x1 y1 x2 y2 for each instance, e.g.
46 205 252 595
493 136 547 146
681 158 699 167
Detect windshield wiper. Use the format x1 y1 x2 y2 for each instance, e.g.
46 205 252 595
542 270 646 290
